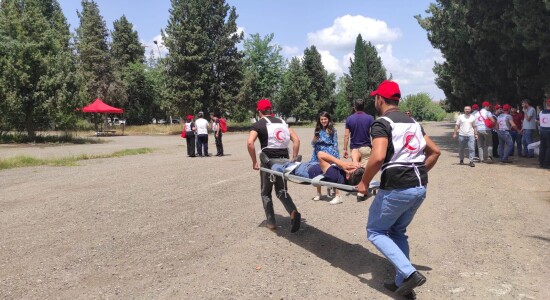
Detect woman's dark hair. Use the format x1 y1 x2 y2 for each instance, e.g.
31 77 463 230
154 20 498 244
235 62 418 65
315 111 335 137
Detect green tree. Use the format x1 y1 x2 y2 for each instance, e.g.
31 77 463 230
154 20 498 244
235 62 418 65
278 57 315 121
110 15 155 124
364 41 387 114
237 33 285 119
333 76 353 121
75 0 113 102
349 34 386 115
111 15 144 69
416 1 550 110
207 2 243 115
350 34 368 102
302 45 335 113
400 93 446 121
163 0 243 117
0 0 78 138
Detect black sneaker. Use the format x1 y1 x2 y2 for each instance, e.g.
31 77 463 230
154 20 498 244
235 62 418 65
395 271 426 296
384 281 417 300
290 210 301 233
357 195 367 202
469 161 475 167
293 155 302 162
259 152 272 167
459 160 464 165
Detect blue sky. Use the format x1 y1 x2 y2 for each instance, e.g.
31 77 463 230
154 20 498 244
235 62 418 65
57 0 444 100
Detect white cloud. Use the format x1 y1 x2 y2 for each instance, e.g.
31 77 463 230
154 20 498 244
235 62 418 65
282 46 300 57
307 15 401 51
142 34 168 60
377 45 445 100
319 50 343 75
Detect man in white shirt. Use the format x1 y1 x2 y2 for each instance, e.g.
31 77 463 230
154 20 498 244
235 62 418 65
454 106 478 167
195 112 210 157
474 101 496 163
521 99 537 158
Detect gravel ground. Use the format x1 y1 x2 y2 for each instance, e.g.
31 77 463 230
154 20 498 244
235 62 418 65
1 123 549 299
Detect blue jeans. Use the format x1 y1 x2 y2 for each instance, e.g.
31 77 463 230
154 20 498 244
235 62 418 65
497 130 513 161
367 186 427 286
522 129 535 157
510 131 522 156
458 135 475 162
272 162 316 178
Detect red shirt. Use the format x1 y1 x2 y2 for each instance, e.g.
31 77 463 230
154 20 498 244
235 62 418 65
512 112 523 130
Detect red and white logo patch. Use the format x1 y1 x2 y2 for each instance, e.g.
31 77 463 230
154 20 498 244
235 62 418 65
403 132 421 154
274 128 287 142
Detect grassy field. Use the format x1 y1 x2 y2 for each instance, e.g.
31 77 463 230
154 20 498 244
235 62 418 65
0 148 155 170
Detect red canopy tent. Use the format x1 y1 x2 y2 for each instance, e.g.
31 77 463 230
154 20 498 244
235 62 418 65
80 99 124 135
82 98 123 114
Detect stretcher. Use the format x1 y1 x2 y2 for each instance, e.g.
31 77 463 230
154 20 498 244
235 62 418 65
259 167 380 196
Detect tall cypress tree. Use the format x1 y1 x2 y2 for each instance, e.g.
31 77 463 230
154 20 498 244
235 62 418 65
349 35 387 115
75 0 113 102
364 41 387 115
350 34 369 103
0 0 77 137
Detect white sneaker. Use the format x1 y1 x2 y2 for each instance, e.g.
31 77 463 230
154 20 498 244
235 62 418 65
312 194 321 201
329 196 343 205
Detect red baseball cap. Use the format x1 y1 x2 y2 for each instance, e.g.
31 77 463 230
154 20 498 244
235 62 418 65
472 104 479 110
256 98 272 111
370 80 401 100
187 115 194 121
494 104 501 110
482 101 491 107
502 104 511 111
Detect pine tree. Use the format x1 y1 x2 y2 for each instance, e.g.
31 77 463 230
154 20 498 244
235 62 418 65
163 0 243 116
303 45 335 113
0 0 78 138
110 15 153 124
111 15 144 69
75 0 113 102
278 57 315 121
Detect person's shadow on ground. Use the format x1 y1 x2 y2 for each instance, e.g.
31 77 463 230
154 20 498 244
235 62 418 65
262 216 432 299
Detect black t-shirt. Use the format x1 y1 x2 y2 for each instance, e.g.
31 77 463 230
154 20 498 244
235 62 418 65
370 111 428 190
251 116 289 158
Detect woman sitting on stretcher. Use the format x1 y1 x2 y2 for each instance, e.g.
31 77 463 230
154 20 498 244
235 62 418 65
260 151 365 186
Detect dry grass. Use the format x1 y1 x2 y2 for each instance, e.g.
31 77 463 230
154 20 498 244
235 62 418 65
0 148 155 170
119 124 183 135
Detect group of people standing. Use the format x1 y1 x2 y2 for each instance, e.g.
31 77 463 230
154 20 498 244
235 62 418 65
247 80 441 299
454 98 550 168
184 112 224 157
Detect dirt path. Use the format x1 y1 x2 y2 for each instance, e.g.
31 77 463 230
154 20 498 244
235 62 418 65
1 123 549 299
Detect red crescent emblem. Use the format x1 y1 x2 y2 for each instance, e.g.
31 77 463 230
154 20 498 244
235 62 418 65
404 134 417 151
275 130 284 141
543 117 548 124
478 116 483 122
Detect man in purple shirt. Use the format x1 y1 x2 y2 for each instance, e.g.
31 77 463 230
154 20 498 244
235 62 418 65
343 99 375 201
